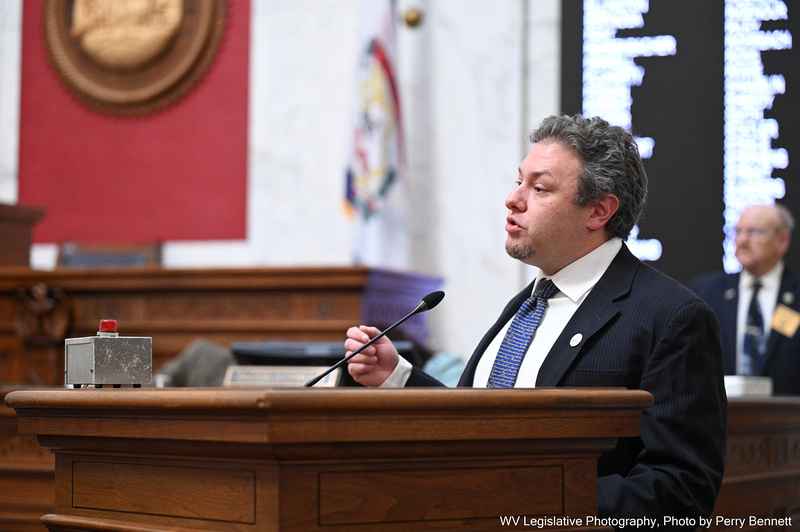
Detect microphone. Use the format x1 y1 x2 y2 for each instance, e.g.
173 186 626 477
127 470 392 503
304 290 445 387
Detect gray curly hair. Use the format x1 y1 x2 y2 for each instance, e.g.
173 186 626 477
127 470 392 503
531 115 648 240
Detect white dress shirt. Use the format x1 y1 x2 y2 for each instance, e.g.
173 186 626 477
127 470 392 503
736 262 783 373
382 237 623 388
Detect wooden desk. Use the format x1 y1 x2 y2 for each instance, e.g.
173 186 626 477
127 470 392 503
7 388 651 531
714 398 800 530
0 387 53 532
0 267 440 384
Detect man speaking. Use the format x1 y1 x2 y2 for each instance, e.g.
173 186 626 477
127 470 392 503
344 115 727 521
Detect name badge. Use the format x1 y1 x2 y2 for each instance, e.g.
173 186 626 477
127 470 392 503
771 304 800 338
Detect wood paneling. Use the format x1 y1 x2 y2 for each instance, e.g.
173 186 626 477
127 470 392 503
73 461 255 523
714 398 800 530
0 267 439 528
0 387 53 532
0 267 441 384
318 465 563 525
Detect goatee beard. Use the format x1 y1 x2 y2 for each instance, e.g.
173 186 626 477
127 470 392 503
506 241 533 261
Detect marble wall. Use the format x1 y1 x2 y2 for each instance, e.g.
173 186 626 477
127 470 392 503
404 0 524 356
1 0 561 358
395 0 561 355
163 0 360 268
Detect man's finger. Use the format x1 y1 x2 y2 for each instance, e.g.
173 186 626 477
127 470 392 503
359 325 383 338
349 352 377 365
344 339 377 356
348 362 374 376
347 326 371 343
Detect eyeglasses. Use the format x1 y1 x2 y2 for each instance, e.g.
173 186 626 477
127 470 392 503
730 226 774 239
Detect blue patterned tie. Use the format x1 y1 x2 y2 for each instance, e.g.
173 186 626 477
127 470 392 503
488 278 559 388
742 279 766 375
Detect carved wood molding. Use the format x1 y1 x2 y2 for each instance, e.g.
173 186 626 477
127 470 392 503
42 513 171 532
0 266 372 292
727 434 800 474
0 267 442 384
14 283 72 346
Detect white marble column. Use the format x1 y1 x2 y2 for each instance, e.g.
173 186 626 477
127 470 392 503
0 0 22 204
396 0 541 356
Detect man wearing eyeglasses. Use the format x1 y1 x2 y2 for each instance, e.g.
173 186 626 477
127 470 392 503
691 204 799 395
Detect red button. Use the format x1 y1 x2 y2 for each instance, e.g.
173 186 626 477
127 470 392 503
99 319 118 333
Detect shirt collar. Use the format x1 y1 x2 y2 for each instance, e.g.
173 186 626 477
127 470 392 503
533 238 623 303
740 261 783 292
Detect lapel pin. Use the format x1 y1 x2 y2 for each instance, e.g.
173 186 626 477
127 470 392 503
569 333 583 348
724 288 736 301
783 292 794 305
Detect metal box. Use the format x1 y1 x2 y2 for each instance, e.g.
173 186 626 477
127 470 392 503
64 335 153 387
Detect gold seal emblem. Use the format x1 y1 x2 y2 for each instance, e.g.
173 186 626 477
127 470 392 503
71 0 184 70
44 0 226 115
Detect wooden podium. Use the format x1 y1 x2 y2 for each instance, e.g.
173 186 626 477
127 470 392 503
6 388 652 531
0 204 44 267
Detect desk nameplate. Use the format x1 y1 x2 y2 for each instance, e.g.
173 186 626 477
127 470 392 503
223 365 339 387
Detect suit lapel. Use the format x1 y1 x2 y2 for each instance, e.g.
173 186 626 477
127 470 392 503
534 245 638 387
457 282 533 386
718 274 739 375
764 269 799 366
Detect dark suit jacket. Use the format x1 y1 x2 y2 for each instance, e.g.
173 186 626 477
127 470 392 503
690 268 800 395
408 245 727 521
